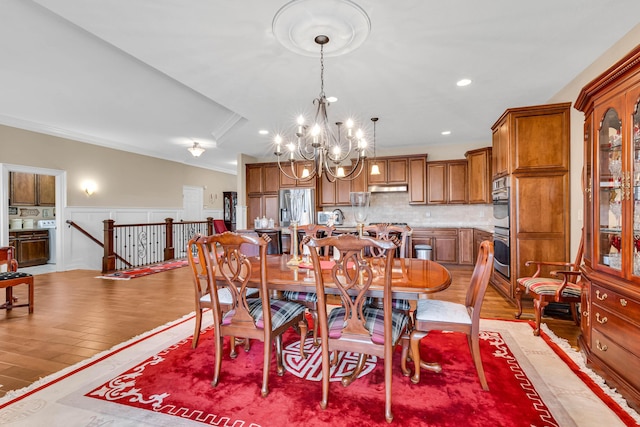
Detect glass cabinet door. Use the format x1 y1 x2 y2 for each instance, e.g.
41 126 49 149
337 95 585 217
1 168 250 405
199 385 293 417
633 99 640 276
598 107 623 272
584 118 593 266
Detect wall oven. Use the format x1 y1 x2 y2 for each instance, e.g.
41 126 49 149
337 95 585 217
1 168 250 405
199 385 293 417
493 231 510 278
492 177 510 278
492 176 509 230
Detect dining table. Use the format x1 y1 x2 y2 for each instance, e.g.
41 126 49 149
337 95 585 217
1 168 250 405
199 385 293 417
254 253 453 300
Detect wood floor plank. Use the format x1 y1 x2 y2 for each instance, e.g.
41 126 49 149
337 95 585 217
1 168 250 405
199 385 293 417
0 264 580 398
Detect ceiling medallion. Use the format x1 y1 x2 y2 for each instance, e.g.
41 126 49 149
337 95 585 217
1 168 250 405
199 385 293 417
272 0 371 57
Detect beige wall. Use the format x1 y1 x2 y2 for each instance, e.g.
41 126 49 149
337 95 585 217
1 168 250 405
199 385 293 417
0 125 237 209
550 24 640 258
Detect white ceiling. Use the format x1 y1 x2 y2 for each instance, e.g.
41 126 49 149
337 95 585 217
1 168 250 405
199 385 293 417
1 0 639 175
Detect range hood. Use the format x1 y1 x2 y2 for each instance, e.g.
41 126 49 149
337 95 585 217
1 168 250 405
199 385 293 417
368 185 408 193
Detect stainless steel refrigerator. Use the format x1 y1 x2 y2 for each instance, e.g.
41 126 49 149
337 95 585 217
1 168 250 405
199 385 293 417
279 188 315 227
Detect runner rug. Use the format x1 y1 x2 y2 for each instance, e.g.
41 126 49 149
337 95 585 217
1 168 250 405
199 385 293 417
0 315 638 427
96 259 188 280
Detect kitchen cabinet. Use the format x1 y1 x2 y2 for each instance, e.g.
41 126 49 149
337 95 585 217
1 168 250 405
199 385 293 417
411 228 458 264
492 122 509 178
247 194 279 229
473 228 493 261
367 156 408 185
490 102 570 302
279 161 315 188
9 172 36 206
575 45 640 411
408 156 427 205
37 174 55 206
458 228 474 265
246 163 280 227
246 163 279 195
492 103 570 176
9 173 55 207
9 230 49 267
426 160 467 204
466 147 492 204
318 163 365 206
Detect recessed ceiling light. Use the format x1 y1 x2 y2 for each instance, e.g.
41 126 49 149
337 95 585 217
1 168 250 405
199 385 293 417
456 78 472 87
259 129 269 135
327 96 338 103
441 131 451 135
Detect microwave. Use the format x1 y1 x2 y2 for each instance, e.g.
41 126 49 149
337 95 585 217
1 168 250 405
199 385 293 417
317 211 334 225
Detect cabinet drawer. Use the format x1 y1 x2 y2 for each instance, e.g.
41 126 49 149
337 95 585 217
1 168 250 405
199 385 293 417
591 329 640 392
592 304 640 356
413 228 458 238
592 284 640 325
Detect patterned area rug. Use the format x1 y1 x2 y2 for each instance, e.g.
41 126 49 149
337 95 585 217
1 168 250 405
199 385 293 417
0 315 638 426
95 259 188 280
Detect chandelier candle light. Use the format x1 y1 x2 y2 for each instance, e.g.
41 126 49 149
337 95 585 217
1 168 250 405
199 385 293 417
273 35 370 182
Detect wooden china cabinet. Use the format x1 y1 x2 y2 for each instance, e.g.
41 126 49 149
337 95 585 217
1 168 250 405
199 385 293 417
575 44 640 411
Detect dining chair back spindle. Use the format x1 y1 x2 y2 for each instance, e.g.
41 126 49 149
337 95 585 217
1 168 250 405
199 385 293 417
305 233 408 423
190 232 308 397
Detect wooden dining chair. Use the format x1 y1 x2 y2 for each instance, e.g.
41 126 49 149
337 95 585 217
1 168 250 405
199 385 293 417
191 232 308 397
283 223 335 346
305 233 408 423
408 240 494 389
188 235 256 356
515 234 584 336
363 224 413 325
0 246 34 313
364 223 412 259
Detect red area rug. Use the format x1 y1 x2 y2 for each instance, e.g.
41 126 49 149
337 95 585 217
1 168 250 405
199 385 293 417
96 259 188 280
0 316 636 426
83 321 636 426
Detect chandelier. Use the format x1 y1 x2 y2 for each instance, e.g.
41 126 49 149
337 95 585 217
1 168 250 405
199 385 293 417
273 35 369 182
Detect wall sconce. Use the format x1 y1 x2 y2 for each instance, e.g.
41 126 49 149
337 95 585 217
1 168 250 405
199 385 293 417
83 180 97 196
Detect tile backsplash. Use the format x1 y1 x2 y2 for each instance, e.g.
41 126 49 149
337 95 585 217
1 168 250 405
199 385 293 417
323 192 493 229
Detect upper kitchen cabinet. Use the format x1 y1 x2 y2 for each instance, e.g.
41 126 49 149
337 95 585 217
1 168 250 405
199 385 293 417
466 147 492 204
279 160 315 188
246 163 280 226
246 163 280 195
9 172 55 206
575 44 640 413
318 163 366 206
9 172 37 206
491 102 571 178
37 175 55 206
408 156 427 204
366 156 408 185
426 160 467 204
492 121 509 178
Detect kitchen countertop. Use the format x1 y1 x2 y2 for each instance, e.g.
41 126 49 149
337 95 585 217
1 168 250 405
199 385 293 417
276 224 494 234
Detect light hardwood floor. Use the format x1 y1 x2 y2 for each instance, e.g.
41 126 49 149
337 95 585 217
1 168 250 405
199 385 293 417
0 264 581 398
